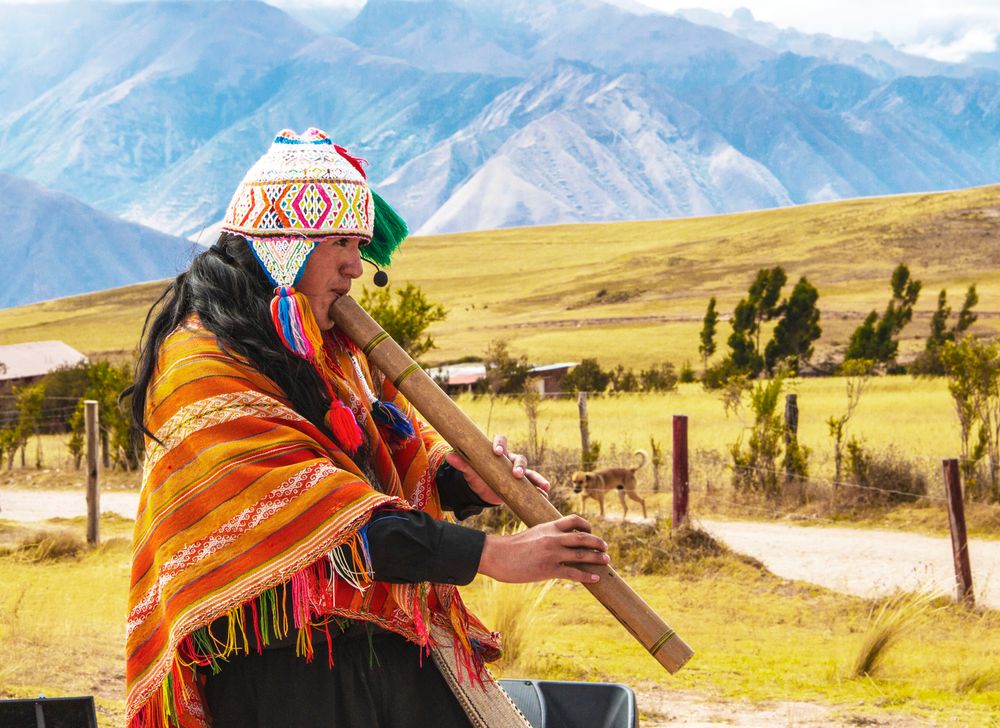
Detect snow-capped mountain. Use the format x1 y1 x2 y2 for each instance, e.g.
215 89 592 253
0 0 998 267
0 174 194 307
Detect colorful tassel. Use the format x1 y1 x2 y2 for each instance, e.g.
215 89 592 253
366 191 408 267
270 285 363 454
371 399 416 440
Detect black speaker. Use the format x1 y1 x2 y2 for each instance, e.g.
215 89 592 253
498 679 638 728
0 696 98 728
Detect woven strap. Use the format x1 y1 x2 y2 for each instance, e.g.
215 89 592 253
430 633 533 728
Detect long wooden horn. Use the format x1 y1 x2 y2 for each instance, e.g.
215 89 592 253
330 295 694 674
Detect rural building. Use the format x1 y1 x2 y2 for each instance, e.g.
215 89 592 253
0 341 87 395
428 362 577 395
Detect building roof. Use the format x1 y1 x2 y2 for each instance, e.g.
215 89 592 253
427 361 578 386
0 341 87 381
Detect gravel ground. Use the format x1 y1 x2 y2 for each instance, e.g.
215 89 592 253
699 518 999 609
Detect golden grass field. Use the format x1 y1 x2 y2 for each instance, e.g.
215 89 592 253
0 185 999 369
0 518 997 728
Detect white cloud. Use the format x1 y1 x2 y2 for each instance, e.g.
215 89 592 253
904 26 999 63
633 1 1000 58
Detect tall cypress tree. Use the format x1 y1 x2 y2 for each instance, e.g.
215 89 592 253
765 277 821 374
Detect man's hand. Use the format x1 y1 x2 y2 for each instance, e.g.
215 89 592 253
445 434 551 506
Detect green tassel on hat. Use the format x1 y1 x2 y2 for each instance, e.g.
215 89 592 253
364 190 409 267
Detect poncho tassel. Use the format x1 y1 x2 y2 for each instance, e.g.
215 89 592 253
271 285 363 454
371 399 416 441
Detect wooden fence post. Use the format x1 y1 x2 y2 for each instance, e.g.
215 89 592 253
784 393 798 478
942 459 974 606
86 400 100 546
672 415 689 530
578 391 591 469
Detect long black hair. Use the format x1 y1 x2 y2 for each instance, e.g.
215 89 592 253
126 232 331 446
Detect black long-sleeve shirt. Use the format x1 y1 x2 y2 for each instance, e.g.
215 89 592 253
367 461 490 585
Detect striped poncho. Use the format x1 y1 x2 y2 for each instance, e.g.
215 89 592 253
125 316 500 727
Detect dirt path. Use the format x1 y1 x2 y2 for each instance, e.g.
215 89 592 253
4 488 996 609
699 518 1000 610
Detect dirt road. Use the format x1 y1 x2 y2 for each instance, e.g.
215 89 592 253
699 518 999 610
2 488 996 609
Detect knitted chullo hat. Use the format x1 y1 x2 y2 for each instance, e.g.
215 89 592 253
221 127 410 453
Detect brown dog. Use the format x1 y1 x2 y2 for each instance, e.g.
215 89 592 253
571 450 648 519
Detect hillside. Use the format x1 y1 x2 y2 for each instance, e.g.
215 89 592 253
0 185 997 367
0 174 195 308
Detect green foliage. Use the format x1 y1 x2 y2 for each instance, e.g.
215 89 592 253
481 339 531 396
699 297 718 368
764 276 821 375
912 285 978 376
826 359 874 485
678 360 696 383
359 282 447 361
582 439 601 471
13 383 46 468
724 267 787 377
940 336 1000 502
845 263 921 365
638 362 678 392
93 360 137 470
608 364 638 393
561 358 611 394
729 376 789 498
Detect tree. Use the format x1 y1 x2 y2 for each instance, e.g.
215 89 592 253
826 359 874 487
725 267 787 377
13 383 45 468
480 339 531 433
561 359 611 394
913 285 978 376
940 337 1000 502
699 297 718 369
764 277 821 375
845 263 921 366
359 282 447 361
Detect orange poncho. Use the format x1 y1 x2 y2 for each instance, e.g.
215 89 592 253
125 317 499 727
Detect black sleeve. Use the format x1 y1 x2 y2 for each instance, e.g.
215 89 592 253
435 460 494 521
366 508 486 585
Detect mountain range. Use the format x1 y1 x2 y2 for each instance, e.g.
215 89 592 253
0 0 998 303
0 174 194 308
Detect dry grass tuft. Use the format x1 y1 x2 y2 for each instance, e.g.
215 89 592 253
12 529 87 562
480 578 554 671
598 519 742 575
955 668 1000 694
851 591 941 678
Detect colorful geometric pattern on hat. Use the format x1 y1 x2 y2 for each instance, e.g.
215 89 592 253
248 236 315 288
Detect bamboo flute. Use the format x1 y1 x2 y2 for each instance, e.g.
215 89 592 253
330 294 694 674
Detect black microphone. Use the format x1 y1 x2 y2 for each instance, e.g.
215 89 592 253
364 258 389 287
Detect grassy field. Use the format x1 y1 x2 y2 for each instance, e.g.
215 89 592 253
0 518 996 728
0 185 999 369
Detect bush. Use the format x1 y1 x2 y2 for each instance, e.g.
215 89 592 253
561 359 610 394
845 440 928 504
639 362 678 392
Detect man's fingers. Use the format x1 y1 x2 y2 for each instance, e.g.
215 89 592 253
559 566 601 584
492 434 508 455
